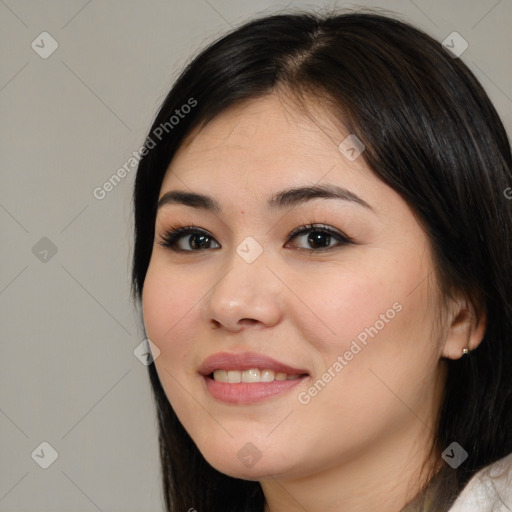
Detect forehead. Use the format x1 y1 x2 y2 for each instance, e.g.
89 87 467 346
161 92 374 194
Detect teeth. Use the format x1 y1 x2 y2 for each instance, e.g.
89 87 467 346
242 368 260 383
213 370 228 382
227 370 241 383
260 369 275 382
212 368 302 383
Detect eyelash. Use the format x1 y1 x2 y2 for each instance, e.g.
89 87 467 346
157 223 354 254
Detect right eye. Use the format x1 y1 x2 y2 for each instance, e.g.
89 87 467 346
158 226 221 252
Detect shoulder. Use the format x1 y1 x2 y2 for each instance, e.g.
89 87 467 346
448 452 512 511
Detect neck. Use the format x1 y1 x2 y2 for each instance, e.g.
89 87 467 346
261 422 441 512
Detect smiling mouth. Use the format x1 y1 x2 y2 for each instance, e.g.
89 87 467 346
209 368 308 383
199 351 310 403
203 369 308 404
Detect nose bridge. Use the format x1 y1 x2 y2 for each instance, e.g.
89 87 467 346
201 237 282 330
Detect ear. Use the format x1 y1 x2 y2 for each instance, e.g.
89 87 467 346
441 294 486 360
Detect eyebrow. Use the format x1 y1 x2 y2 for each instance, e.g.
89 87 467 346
157 184 374 213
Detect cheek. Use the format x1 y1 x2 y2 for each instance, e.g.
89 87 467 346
299 257 439 412
294 261 405 355
141 262 202 364
141 262 208 420
297 252 438 379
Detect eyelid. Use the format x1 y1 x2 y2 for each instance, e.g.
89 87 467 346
286 223 354 244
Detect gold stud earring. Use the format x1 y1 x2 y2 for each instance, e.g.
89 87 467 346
462 348 469 355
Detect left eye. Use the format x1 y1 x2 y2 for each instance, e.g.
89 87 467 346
285 223 352 252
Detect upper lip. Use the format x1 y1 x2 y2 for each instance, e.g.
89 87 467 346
198 351 309 376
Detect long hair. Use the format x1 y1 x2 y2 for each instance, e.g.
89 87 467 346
131 10 512 511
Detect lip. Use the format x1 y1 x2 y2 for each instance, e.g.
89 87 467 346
198 351 309 376
198 351 309 405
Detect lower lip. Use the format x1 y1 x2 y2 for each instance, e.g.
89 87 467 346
203 375 307 404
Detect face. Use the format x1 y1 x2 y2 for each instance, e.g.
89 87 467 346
142 92 447 482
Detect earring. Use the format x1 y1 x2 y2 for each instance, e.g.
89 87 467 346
462 348 470 356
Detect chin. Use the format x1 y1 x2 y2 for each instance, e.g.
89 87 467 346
198 442 302 481
208 460 289 481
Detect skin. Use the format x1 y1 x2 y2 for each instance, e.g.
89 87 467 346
142 91 485 512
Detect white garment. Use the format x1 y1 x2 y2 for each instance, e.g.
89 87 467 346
448 452 512 511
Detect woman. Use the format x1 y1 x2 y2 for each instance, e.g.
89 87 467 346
131 10 512 512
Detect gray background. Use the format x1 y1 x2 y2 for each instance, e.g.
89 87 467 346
1 0 510 511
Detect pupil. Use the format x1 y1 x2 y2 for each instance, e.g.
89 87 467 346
190 234 209 250
308 231 330 248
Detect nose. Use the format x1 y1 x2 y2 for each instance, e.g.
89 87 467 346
200 245 283 332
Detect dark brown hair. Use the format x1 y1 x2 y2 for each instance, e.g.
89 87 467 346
131 10 512 511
